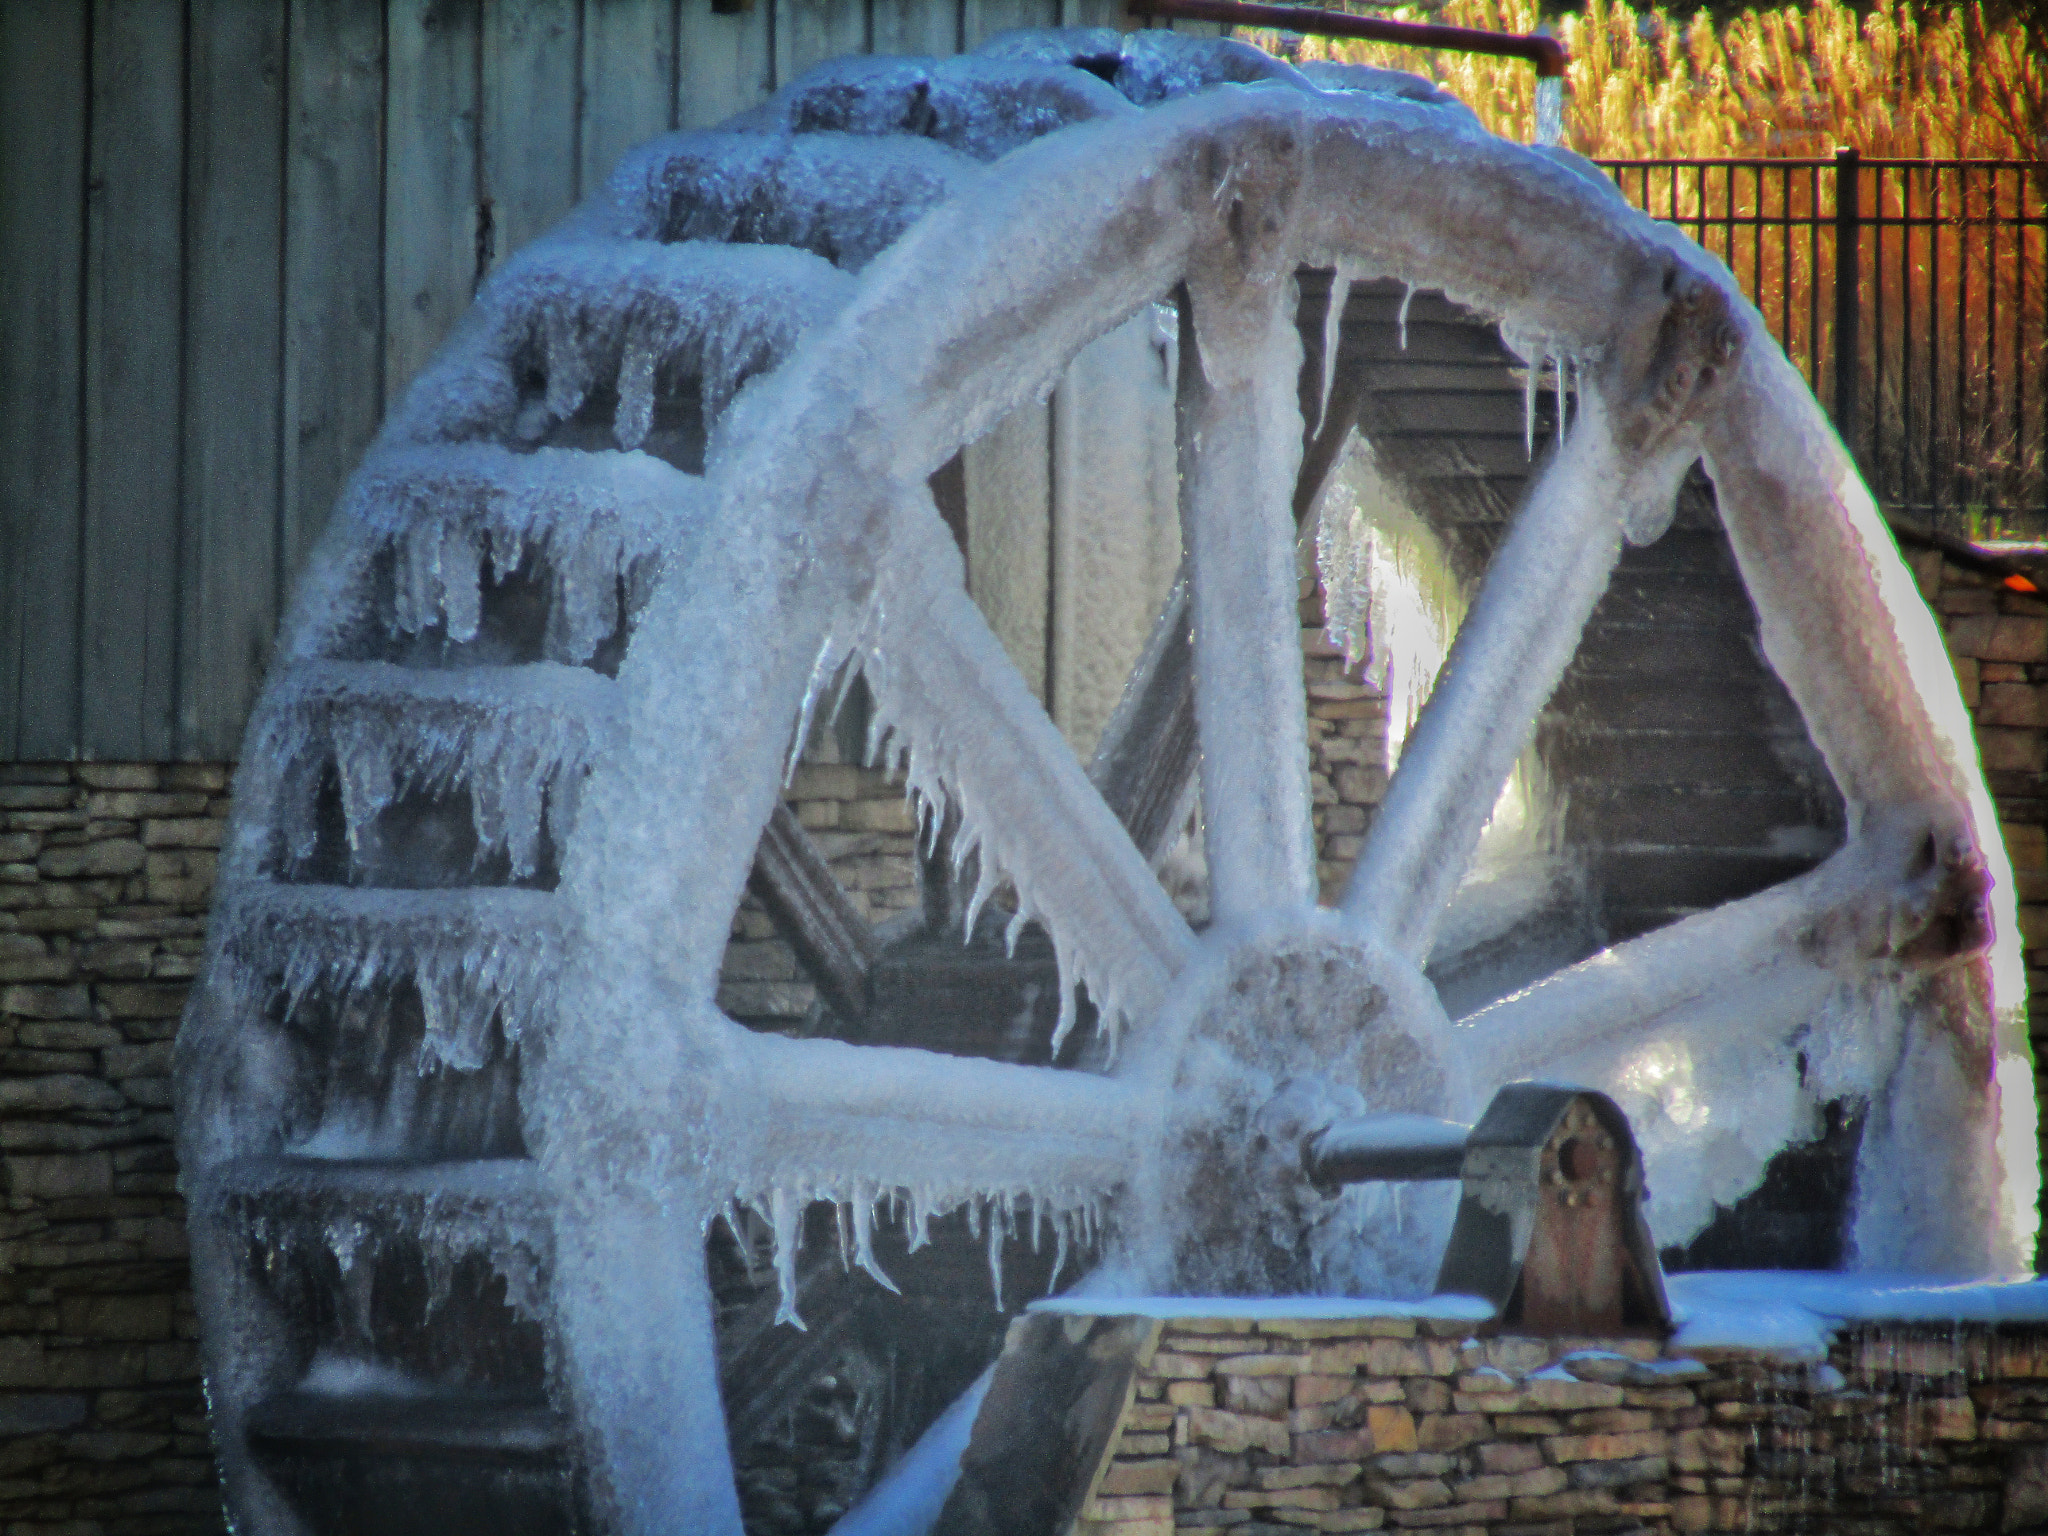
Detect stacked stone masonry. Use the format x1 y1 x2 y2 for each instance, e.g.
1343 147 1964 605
0 534 2042 1530
0 763 226 1536
1076 1311 2048 1536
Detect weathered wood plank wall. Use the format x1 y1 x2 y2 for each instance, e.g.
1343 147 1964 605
0 0 1209 763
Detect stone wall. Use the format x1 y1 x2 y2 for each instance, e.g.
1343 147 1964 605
0 762 228 1536
1056 1306 2048 1535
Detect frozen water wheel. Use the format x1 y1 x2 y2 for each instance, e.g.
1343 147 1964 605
177 29 2029 1536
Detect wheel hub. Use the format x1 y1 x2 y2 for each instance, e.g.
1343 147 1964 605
1134 915 1462 1292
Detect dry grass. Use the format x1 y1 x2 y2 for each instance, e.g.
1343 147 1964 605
1264 0 2044 159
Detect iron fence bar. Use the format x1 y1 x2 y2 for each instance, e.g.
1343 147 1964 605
1779 163 1792 368
1931 168 1943 514
1957 167 1970 514
1835 147 1860 452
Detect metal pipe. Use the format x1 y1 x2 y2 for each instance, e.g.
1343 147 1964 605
1303 1112 1471 1187
1127 0 1568 78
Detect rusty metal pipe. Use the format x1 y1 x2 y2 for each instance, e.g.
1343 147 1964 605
1127 0 1569 78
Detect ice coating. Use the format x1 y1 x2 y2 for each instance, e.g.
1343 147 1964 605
1113 29 1318 105
218 1156 554 1323
257 661 620 881
744 52 1139 162
176 39 2034 1536
381 241 854 452
607 130 980 271
318 443 711 665
214 883 563 1071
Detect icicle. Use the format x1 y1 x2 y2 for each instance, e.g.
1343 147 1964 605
423 1245 458 1320
1320 262 1355 421
851 1185 900 1294
1523 349 1541 460
986 1216 1005 1312
613 334 658 450
787 636 847 786
1397 281 1415 352
1554 356 1567 447
771 1185 806 1330
1048 1219 1069 1294
906 1189 931 1254
719 1200 757 1283
1048 940 1079 1058
835 1200 854 1273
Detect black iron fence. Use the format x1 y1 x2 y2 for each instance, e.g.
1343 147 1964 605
1598 153 2048 539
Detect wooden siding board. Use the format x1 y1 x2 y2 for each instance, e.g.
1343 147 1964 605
180 0 288 759
0 2 89 760
82 0 185 760
482 0 581 253
961 0 1059 49
282 0 386 621
1060 0 1134 29
778 0 865 83
580 0 678 196
385 0 481 410
870 0 959 57
677 0 774 127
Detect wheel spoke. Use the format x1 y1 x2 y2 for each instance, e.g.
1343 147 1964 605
1181 289 1318 920
733 1030 1142 1196
863 496 1196 1042
748 802 882 1023
1455 814 1961 1075
1341 395 1631 961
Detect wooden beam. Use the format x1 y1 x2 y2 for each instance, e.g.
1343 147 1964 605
1087 580 1197 864
747 800 882 1024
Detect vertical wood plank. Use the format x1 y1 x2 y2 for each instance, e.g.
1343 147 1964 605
964 404 1052 705
0 1 88 760
1059 0 1135 30
580 0 677 196
181 0 288 758
778 0 864 82
82 0 184 759
282 0 385 614
960 0 1057 50
870 0 957 58
482 0 580 250
677 0 774 127
385 0 481 408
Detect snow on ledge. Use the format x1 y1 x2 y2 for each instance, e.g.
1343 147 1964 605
1668 1271 2048 1359
1026 1294 1497 1322
1028 1273 2048 1353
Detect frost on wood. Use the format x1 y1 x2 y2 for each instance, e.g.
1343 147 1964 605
606 131 980 272
214 883 563 1071
384 242 854 450
325 445 711 662
258 660 621 881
